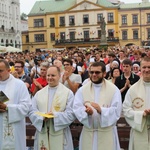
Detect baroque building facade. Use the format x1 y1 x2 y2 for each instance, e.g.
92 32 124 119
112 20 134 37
22 0 150 52
25 0 119 52
0 0 22 48
118 0 150 47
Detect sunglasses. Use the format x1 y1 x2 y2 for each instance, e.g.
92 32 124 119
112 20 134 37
89 71 102 75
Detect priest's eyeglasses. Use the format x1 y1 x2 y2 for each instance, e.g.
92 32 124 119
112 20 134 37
89 71 102 75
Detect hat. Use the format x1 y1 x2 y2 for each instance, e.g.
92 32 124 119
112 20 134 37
132 61 140 67
112 60 119 66
132 63 140 68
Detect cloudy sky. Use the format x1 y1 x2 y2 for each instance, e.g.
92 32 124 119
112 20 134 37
20 0 143 14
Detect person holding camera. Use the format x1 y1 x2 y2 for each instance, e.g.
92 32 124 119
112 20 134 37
30 56 42 80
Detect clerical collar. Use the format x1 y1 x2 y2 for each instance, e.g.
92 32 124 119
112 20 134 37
92 82 103 87
48 84 59 89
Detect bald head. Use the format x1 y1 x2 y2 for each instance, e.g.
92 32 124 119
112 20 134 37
53 59 63 69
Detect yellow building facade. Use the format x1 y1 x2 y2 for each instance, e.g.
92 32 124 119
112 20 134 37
118 1 150 47
22 0 150 51
22 0 119 52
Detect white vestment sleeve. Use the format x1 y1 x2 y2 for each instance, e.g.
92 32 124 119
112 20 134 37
123 90 145 132
74 87 122 128
7 83 31 124
53 91 76 131
73 88 92 128
100 87 122 127
28 94 44 132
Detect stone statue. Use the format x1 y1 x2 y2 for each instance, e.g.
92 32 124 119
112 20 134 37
100 17 106 35
100 17 107 45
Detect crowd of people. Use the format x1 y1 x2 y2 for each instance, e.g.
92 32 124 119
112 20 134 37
0 44 150 150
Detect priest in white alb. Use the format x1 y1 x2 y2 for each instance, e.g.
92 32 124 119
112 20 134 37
28 65 75 150
73 62 122 150
123 57 150 150
0 59 31 150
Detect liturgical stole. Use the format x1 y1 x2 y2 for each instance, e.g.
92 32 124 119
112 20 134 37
81 79 116 150
127 79 150 150
36 83 70 150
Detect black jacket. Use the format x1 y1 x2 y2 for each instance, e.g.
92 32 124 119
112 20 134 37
115 73 140 102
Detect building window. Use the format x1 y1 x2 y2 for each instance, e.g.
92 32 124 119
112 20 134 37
26 35 29 43
132 15 138 24
60 17 65 26
6 39 8 47
122 31 127 40
122 15 127 25
34 34 44 42
34 19 44 27
108 13 114 23
84 31 89 39
15 41 17 47
60 32 65 40
69 16 75 25
70 32 75 40
50 18 55 27
1 39 4 43
50 33 55 41
97 13 103 23
108 29 114 37
147 14 150 23
133 30 138 39
83 15 89 24
98 30 101 38
147 29 150 39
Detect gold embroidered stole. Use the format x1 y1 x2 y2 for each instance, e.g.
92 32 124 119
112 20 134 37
81 79 116 150
128 79 149 150
36 83 70 150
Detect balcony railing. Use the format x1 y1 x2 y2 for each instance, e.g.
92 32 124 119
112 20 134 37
107 21 114 23
50 24 55 27
107 37 119 42
55 37 119 45
59 24 65 27
69 23 75 26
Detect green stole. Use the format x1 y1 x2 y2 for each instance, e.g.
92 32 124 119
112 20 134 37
81 79 116 150
127 79 149 150
36 83 70 150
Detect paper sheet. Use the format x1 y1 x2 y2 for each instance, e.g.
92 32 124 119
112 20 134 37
35 112 55 118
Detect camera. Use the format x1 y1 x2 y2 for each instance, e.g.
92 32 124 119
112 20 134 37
34 56 41 65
